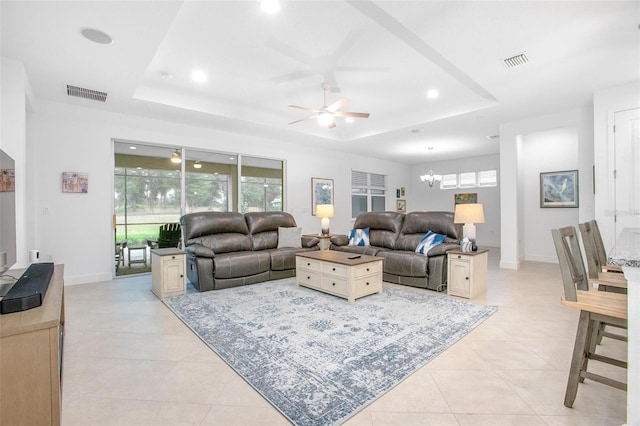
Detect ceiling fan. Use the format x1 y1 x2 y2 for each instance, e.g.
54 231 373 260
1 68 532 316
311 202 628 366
288 83 370 129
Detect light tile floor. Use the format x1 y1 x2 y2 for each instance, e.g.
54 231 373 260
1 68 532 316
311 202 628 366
62 250 627 425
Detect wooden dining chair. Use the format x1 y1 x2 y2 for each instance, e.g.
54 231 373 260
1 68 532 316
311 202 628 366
551 226 627 407
579 221 627 293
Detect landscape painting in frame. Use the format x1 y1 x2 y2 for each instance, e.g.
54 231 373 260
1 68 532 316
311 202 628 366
454 193 477 204
62 172 88 193
540 170 578 208
311 178 333 215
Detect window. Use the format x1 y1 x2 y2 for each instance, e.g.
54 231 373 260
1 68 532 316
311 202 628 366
436 169 498 190
440 174 458 189
458 172 477 188
351 170 386 218
478 170 498 187
240 156 283 213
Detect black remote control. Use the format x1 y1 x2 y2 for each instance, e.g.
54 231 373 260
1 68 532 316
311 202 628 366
348 255 361 259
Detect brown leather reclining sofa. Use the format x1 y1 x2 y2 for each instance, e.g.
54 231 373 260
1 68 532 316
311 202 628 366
330 211 462 291
181 211 320 291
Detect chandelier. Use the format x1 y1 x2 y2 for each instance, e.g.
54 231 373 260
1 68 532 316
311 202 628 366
420 170 442 187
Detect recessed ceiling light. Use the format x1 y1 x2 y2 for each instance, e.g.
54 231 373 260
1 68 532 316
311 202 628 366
260 0 280 14
129 146 137 150
80 28 112 45
191 69 207 84
428 147 434 150
426 89 439 99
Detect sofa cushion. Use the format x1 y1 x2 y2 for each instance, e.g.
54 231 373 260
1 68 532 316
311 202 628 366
382 251 429 277
182 212 249 241
349 228 370 246
269 247 317 271
277 227 302 248
395 211 459 251
245 212 297 234
415 231 446 254
353 211 404 249
191 233 252 254
213 251 271 279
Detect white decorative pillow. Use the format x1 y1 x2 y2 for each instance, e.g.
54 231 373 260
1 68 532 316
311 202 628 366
277 227 302 248
415 231 446 254
348 228 370 246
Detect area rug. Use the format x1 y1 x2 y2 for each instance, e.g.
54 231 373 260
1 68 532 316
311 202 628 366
163 279 497 425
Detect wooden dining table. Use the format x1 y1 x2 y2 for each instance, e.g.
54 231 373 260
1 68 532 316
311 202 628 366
607 227 640 426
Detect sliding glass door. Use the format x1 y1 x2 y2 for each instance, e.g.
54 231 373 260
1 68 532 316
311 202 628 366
113 142 284 276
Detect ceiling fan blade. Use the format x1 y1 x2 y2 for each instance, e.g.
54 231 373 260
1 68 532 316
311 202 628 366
326 97 349 112
266 37 312 65
288 105 321 113
289 115 317 125
328 121 337 129
334 111 370 118
271 69 315 84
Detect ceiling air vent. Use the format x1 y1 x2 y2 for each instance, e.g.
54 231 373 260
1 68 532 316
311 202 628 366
66 85 108 102
486 135 500 141
503 52 529 68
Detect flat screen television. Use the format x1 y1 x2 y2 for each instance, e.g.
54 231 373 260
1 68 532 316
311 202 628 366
0 148 16 275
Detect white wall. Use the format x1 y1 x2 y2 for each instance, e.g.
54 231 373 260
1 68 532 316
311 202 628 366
409 154 500 247
522 127 579 262
593 81 640 252
27 101 409 285
499 107 594 268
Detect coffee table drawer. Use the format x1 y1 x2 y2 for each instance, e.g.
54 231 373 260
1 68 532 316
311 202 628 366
296 257 322 271
322 262 348 277
322 276 349 295
297 270 321 287
355 275 382 297
354 261 381 277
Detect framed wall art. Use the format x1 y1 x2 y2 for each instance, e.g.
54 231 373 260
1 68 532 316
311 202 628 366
540 170 578 208
454 193 477 204
62 172 89 193
396 199 406 213
0 169 15 192
311 177 333 215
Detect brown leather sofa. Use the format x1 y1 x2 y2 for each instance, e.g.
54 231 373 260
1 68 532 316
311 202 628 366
330 211 461 291
181 211 320 291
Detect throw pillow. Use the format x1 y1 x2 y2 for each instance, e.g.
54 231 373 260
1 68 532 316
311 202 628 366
277 227 302 248
415 231 446 254
348 228 370 246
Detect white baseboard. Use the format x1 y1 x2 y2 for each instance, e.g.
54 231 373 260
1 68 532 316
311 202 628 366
499 260 520 270
524 255 558 264
64 272 113 286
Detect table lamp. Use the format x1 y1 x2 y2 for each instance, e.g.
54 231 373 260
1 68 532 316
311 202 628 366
315 204 334 236
454 203 485 247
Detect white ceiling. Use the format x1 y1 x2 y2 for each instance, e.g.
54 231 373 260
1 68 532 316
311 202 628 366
2 1 638 164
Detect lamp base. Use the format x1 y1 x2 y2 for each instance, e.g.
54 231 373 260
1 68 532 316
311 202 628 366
321 217 330 236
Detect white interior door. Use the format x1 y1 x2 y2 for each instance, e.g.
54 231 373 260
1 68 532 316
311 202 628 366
614 107 640 238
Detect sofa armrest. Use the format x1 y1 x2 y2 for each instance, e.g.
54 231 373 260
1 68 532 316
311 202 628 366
330 234 349 246
185 244 216 258
302 235 320 248
427 242 460 257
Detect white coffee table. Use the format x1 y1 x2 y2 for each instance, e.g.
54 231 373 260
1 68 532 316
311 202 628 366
295 250 383 302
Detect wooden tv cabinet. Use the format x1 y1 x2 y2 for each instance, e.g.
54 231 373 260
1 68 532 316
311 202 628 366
0 264 64 426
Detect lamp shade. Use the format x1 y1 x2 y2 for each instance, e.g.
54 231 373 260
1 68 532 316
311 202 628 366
315 204 334 218
454 203 485 224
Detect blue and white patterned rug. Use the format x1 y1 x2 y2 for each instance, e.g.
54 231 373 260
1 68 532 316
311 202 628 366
163 279 497 425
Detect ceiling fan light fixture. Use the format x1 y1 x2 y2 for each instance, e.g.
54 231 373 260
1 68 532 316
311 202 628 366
318 111 334 127
193 161 202 169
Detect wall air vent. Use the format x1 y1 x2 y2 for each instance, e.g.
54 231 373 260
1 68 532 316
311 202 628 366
503 52 529 68
66 85 108 102
486 135 500 141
